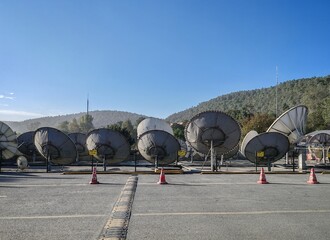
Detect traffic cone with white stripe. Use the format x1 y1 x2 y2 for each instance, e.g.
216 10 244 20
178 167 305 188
257 168 269 184
89 167 100 184
307 168 319 184
157 168 168 184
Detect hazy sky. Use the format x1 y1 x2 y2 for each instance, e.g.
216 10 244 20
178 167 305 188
1 0 329 121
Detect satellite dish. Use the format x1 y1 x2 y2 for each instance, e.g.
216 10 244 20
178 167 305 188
68 133 89 161
137 130 181 165
17 131 38 157
185 111 241 155
86 128 130 164
34 127 77 165
240 130 259 157
17 156 28 170
267 105 308 144
244 132 290 164
137 117 173 139
223 144 239 159
0 121 18 160
307 130 330 147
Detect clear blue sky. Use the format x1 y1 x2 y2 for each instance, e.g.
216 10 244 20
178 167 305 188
1 0 329 121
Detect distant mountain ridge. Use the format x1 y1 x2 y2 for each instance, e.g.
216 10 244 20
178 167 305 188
5 110 147 134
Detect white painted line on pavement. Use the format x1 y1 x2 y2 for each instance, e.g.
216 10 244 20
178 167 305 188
139 182 256 185
134 209 330 217
0 183 88 187
0 214 106 220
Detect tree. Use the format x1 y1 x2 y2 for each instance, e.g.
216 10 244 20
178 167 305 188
27 121 41 131
171 123 186 141
58 121 70 133
107 122 135 146
68 118 81 133
121 119 136 141
306 110 327 132
79 114 94 133
135 117 145 127
241 113 275 139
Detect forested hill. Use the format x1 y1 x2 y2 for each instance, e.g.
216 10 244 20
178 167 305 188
166 76 330 126
5 110 146 134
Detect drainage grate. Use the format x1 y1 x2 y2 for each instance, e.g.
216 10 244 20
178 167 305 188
99 176 138 240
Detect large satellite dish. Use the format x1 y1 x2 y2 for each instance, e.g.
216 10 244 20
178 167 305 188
17 131 38 157
243 132 290 164
185 111 241 155
34 127 77 165
86 128 130 164
137 130 181 165
223 144 239 159
307 130 330 147
240 130 258 157
0 121 18 160
137 117 173 139
267 105 308 144
68 132 89 161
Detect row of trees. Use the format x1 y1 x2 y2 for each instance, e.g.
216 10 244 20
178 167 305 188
58 114 94 134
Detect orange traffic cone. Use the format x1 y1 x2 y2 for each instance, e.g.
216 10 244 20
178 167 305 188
307 168 319 184
257 168 269 184
157 168 168 184
89 167 100 184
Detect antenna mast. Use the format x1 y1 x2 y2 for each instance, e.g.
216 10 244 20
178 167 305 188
275 66 278 118
87 94 89 116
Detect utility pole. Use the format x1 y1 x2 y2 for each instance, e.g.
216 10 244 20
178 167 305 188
87 93 89 116
275 66 278 118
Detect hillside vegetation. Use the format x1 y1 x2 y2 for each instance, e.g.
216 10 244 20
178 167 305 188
166 75 330 132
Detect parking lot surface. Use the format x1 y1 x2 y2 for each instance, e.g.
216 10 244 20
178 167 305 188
1 171 330 240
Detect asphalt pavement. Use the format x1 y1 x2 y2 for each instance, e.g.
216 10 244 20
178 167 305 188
1 171 330 240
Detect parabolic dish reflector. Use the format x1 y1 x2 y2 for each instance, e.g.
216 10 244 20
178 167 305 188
307 130 330 147
86 128 130 164
267 105 308 144
244 132 290 164
240 130 258 157
185 111 241 155
137 130 181 165
68 132 89 159
137 117 173 138
34 127 77 165
0 121 18 159
223 144 239 159
17 131 37 156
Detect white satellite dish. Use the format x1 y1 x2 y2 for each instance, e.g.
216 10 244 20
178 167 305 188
185 111 241 155
137 130 180 165
306 130 330 147
267 105 308 144
86 128 130 164
137 117 173 139
17 131 38 157
34 127 77 166
0 121 18 171
185 111 241 171
240 130 258 157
